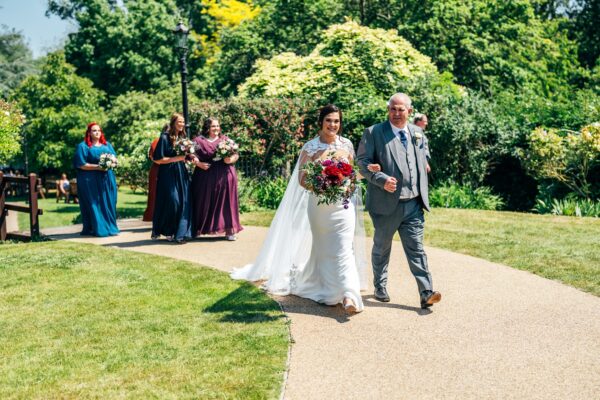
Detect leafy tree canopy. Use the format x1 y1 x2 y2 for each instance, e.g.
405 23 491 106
47 0 184 99
10 52 105 173
384 0 586 95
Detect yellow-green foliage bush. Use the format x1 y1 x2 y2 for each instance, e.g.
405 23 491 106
523 123 600 199
238 20 438 99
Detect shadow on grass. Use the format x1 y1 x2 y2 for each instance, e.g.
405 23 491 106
47 205 81 213
204 284 285 323
117 207 145 219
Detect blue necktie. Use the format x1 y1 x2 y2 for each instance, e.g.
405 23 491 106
399 129 407 149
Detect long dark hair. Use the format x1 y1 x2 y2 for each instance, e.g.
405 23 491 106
167 113 185 145
200 117 219 138
317 104 343 134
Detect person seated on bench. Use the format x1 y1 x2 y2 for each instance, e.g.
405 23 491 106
58 173 71 203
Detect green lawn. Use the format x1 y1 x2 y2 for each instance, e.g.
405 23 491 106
241 208 600 296
16 187 147 230
0 242 288 399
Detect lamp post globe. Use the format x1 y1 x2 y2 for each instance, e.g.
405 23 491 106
173 20 190 138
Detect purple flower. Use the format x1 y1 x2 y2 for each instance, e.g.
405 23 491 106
322 159 333 166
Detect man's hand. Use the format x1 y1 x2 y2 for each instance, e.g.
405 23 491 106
384 177 397 193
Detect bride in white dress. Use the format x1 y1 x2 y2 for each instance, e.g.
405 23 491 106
231 105 367 314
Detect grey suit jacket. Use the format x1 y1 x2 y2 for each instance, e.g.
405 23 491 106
357 121 430 215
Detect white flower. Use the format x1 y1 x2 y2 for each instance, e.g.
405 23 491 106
414 131 423 139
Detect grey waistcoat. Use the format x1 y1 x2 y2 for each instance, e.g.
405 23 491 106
398 132 419 199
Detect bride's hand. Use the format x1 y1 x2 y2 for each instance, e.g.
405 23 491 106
367 163 381 172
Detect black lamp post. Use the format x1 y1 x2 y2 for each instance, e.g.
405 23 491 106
173 20 190 138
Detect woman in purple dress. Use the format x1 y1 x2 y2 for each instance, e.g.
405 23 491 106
190 118 243 241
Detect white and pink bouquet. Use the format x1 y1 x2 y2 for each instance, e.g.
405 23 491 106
213 138 239 161
175 138 195 156
302 153 357 208
98 153 118 170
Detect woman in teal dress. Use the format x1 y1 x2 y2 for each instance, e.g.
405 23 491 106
73 122 119 237
151 113 192 243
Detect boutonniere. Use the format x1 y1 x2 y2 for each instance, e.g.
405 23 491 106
414 131 423 140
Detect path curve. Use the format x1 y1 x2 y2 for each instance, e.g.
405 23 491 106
44 220 600 399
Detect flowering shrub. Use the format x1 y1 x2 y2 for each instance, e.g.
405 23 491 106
189 97 317 177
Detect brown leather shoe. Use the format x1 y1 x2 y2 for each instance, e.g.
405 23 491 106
420 291 442 309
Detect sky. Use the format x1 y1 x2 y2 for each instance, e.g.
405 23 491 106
0 0 75 58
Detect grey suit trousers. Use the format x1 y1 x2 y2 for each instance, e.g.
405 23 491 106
370 197 433 294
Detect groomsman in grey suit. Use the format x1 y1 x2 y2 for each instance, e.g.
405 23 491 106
357 93 441 309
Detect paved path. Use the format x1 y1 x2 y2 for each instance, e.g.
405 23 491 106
5 208 18 233
44 220 600 399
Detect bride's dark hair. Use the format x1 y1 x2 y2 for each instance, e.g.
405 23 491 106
317 104 343 134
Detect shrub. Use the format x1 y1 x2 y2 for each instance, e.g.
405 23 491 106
116 142 151 193
534 196 600 218
189 97 317 177
236 172 261 213
253 176 288 210
520 123 600 199
429 183 504 210
0 99 24 164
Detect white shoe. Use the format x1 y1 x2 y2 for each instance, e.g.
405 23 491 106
226 235 237 241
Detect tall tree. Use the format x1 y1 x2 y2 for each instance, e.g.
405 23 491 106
386 0 585 95
47 0 184 99
0 26 37 98
11 52 105 173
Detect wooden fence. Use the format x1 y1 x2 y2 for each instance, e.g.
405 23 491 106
0 172 43 241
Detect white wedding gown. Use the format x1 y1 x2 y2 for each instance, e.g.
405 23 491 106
231 136 366 311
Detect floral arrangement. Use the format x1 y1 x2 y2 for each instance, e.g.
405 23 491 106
213 138 239 161
302 153 357 208
98 153 118 170
175 138 195 156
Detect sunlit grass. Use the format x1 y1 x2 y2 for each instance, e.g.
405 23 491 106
0 241 288 399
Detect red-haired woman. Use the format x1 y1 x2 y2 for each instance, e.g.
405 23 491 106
73 122 119 236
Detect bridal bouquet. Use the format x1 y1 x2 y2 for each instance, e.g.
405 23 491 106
98 153 118 170
302 153 357 208
175 138 195 156
213 138 239 161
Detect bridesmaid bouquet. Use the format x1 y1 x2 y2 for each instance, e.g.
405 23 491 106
302 153 357 208
175 138 195 156
98 153 118 170
213 138 239 161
